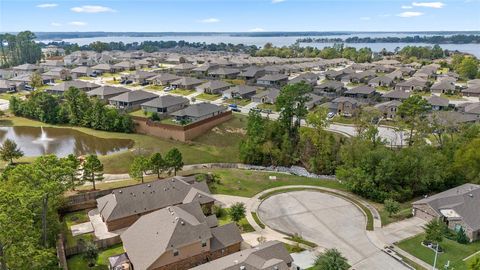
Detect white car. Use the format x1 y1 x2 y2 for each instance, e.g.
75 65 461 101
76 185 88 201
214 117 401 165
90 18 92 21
327 112 335 119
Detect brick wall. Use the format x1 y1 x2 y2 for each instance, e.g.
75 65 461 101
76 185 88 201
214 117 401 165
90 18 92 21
132 111 233 142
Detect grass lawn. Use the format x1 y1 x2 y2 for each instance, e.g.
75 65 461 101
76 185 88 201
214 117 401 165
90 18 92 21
440 93 465 101
284 235 317 248
145 85 164 91
67 244 125 270
224 79 246 85
0 115 245 173
61 210 94 248
346 82 366 87
251 212 265 229
284 243 305 253
375 86 391 92
196 93 221 101
217 208 255 233
181 168 346 198
129 109 152 118
257 103 278 112
170 88 196 96
78 76 94 81
331 115 356 125
377 199 413 226
397 233 480 269
223 98 251 107
100 72 119 79
466 253 480 268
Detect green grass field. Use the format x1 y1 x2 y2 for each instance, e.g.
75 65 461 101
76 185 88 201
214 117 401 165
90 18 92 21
223 98 251 107
397 233 480 269
61 210 93 248
67 244 125 270
218 208 255 233
0 114 246 173
170 88 196 96
196 93 221 101
145 85 164 91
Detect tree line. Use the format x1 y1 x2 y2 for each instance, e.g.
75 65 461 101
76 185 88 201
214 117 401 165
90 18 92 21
297 34 480 44
129 148 184 183
9 87 134 133
0 31 42 68
240 83 480 203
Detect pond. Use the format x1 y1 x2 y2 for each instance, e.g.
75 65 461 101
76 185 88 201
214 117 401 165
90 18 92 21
0 126 134 157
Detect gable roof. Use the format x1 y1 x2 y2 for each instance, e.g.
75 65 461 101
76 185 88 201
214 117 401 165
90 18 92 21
87 86 130 97
47 80 99 92
108 90 157 103
170 103 226 118
225 85 257 95
345 85 376 95
197 80 232 91
426 95 449 107
171 77 204 87
382 90 411 100
258 74 288 82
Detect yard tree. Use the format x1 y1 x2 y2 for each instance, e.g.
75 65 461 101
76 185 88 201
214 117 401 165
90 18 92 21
425 219 447 244
0 139 24 164
165 148 184 176
313 248 350 270
129 155 150 183
83 241 99 267
240 109 267 164
456 227 469 244
384 199 400 217
64 86 91 126
276 82 312 139
83 154 104 190
30 71 43 90
61 154 82 190
149 152 166 178
398 95 431 146
454 138 480 183
456 57 478 79
229 202 246 224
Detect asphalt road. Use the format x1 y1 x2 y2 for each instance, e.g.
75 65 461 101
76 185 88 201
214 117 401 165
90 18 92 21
257 191 409 270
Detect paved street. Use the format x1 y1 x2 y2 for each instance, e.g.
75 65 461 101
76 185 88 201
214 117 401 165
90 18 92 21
257 191 409 270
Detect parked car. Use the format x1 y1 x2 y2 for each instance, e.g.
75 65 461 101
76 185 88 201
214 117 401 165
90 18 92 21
228 104 238 109
327 112 335 119
231 107 241 112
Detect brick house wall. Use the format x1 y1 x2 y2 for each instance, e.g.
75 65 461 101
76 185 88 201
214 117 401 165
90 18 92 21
413 203 439 221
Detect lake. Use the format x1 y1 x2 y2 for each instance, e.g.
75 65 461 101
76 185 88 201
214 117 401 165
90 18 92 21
0 126 134 157
38 33 480 57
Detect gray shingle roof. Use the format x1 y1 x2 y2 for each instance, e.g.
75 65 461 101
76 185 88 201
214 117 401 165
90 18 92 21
171 103 226 118
87 86 130 97
197 80 231 91
47 80 99 92
258 74 288 82
141 95 189 108
426 95 449 107
97 176 214 222
382 90 411 100
108 90 157 103
345 85 376 95
225 85 257 95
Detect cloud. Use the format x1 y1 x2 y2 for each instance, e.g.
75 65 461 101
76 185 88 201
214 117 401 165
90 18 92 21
69 21 87 26
412 2 445 8
360 17 371 20
397 11 424 17
71 5 116 13
50 22 62 27
37 3 57 8
199 18 220 23
379 14 391 17
401 5 413 9
249 27 265 32
272 0 286 3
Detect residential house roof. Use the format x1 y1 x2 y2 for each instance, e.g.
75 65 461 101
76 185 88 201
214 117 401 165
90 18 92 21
191 241 293 270
396 78 428 88
70 66 91 74
257 74 288 82
239 66 264 77
47 80 100 92
252 88 280 100
146 73 180 83
171 103 226 118
91 63 113 71
208 68 240 76
426 95 449 107
431 80 455 92
97 176 214 222
345 85 376 95
197 80 232 91
382 90 411 100
171 77 204 87
141 95 189 108
369 75 394 85
108 90 157 103
87 86 130 97
224 85 257 96
172 63 196 70
12 63 39 71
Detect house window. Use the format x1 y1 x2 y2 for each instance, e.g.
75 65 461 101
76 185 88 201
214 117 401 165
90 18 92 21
173 249 179 256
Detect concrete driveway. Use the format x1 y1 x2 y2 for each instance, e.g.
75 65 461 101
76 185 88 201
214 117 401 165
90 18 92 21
257 191 408 270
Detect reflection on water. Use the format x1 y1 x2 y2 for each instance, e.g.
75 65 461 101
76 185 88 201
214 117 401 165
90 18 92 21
0 126 134 157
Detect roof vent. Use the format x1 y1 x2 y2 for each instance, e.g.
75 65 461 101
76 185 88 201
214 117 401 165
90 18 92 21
172 179 175 182
469 194 474 198
239 265 245 270
147 184 151 187
181 221 185 225
119 190 122 193
164 188 167 191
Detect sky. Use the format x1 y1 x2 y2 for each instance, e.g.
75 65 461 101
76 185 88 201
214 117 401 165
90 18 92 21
0 0 479 32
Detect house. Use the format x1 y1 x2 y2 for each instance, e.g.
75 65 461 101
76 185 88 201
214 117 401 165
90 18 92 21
374 65 396 73
323 70 345 81
368 75 394 88
171 77 204 90
0 80 16 93
123 70 156 85
46 80 99 95
141 95 189 115
426 95 449 111
413 183 480 241
71 66 94 79
172 63 196 75
431 80 456 94
108 90 157 110
459 103 480 120
305 93 323 110
397 66 416 76
192 63 219 77
147 73 180 86
120 201 242 270
42 67 71 81
12 63 41 76
9 73 55 87
96 176 215 231
208 68 240 79
114 61 135 71
171 103 227 124
375 100 402 119
323 97 363 116
91 63 116 74
289 72 319 86
87 86 131 101
191 241 293 270
462 86 480 98
196 81 231 95
314 81 345 98
346 70 376 84
467 79 480 88
257 74 288 87
222 85 257 99
382 90 411 101
395 78 428 92
344 85 377 100
251 88 280 104
238 66 265 84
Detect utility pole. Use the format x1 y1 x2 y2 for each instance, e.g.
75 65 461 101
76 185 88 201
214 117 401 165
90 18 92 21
432 242 439 270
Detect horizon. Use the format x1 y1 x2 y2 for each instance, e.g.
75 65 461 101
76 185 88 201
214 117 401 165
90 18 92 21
1 0 480 32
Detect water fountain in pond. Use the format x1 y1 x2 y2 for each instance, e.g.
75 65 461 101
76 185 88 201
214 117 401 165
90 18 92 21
33 126 54 143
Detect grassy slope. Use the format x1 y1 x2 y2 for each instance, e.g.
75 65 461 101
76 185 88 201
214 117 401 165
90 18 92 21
0 114 246 173
397 233 480 269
